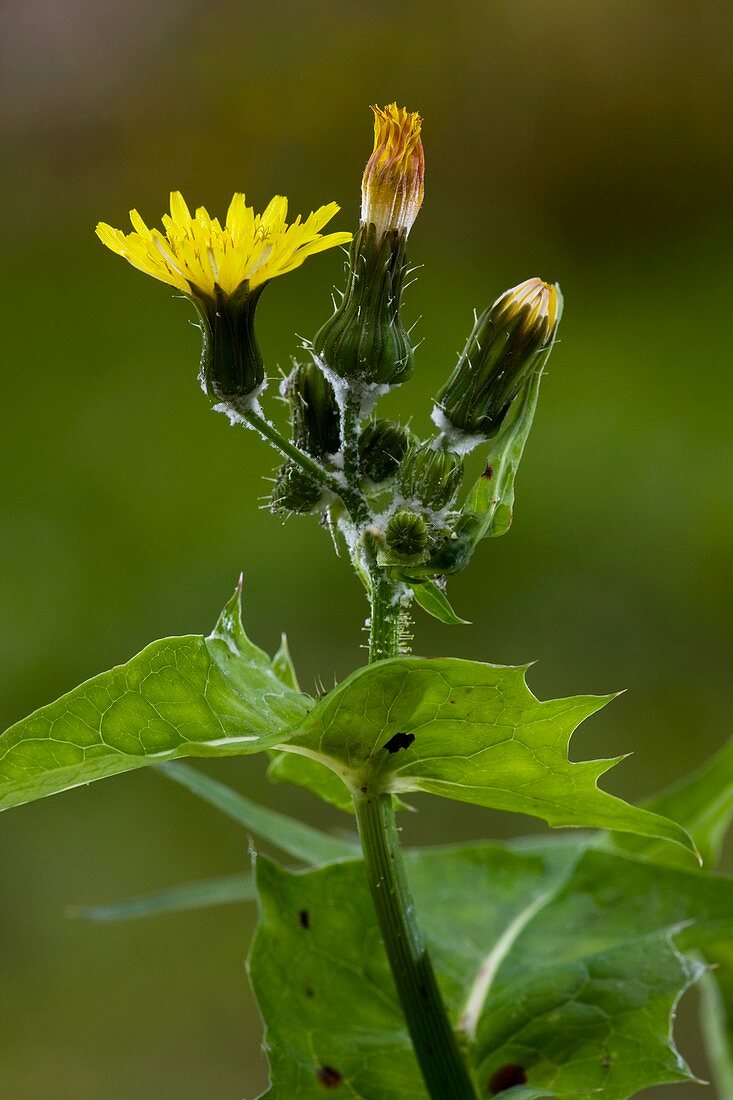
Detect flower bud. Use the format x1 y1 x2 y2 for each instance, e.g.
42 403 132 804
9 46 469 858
398 443 464 511
361 104 424 237
269 462 324 516
313 104 424 391
282 362 340 459
433 278 561 441
195 283 265 404
385 510 430 560
313 224 414 389
359 419 412 484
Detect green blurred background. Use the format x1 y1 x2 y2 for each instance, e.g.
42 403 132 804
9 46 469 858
1 0 732 1096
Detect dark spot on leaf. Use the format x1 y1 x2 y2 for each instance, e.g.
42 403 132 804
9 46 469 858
304 986 314 998
360 785 368 794
316 1065 342 1088
383 731 415 754
299 909 310 929
489 1064 527 1094
482 464 494 479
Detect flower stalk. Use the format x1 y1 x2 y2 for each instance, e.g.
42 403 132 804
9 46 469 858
355 570 478 1099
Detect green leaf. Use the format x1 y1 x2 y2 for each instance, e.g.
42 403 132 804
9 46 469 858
411 580 471 625
159 761 357 863
250 841 732 1098
70 873 255 922
475 928 702 1097
700 942 733 1098
608 735 733 871
279 657 696 856
602 736 733 1090
251 855 423 1099
462 348 550 541
0 583 310 812
267 750 355 813
272 633 301 692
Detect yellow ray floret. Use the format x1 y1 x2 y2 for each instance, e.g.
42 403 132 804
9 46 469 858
96 192 352 298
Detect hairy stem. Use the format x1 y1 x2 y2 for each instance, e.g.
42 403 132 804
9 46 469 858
340 391 362 489
237 403 368 523
368 569 403 662
355 575 478 1100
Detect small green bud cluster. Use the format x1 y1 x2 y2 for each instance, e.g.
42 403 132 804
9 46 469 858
378 443 465 569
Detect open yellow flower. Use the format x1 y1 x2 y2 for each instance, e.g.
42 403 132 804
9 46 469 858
96 191 351 298
96 192 351 404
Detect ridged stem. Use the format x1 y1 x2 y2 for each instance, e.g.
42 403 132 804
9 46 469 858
356 574 478 1100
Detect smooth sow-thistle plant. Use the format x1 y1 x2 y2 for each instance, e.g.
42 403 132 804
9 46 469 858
4 104 733 1100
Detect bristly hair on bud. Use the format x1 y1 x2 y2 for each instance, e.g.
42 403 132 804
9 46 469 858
361 103 425 237
433 277 562 446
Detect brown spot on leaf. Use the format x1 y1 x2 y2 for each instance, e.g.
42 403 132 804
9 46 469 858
316 1065 342 1088
489 1064 527 1093
304 986 315 998
482 464 494 479
384 731 415 754
299 909 310 930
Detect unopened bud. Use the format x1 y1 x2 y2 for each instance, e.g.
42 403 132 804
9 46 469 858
385 510 430 559
434 278 561 441
313 104 424 390
282 362 340 458
269 463 324 516
313 224 414 388
398 443 464 511
359 419 412 484
361 104 424 237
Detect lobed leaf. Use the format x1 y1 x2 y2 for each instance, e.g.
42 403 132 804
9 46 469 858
0 583 310 811
279 657 696 856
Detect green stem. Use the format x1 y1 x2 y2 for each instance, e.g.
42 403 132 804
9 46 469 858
238 403 368 523
368 569 403 662
341 391 362 488
354 792 478 1099
356 574 478 1100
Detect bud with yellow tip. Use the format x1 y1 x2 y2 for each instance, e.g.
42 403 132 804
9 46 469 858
361 104 425 237
313 104 425 391
433 278 562 444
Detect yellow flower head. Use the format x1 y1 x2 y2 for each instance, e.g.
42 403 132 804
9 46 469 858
361 104 425 236
96 192 352 299
492 277 560 347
